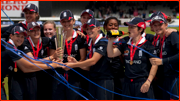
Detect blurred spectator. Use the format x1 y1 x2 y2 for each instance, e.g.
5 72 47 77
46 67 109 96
133 9 138 17
142 11 146 18
106 6 111 16
172 9 177 18
112 4 117 14
119 9 124 18
149 8 153 14
128 7 134 18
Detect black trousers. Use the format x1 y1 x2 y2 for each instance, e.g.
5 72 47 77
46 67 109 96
114 77 124 100
88 78 114 100
8 72 37 100
36 70 54 100
52 73 83 100
122 78 155 100
1 87 6 100
162 76 179 100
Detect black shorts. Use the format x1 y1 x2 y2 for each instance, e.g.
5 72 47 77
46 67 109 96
122 77 155 100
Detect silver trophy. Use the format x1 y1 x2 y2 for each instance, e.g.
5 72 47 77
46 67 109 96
55 27 66 60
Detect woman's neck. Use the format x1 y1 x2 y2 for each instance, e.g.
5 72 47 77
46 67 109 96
132 34 141 45
160 31 165 39
92 34 99 44
31 37 39 47
65 29 74 41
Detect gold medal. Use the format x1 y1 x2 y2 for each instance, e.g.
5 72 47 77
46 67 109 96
14 68 17 72
130 61 133 65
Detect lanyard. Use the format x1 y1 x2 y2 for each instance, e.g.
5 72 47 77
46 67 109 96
65 31 75 56
129 37 144 65
153 35 160 47
89 34 100 58
7 41 18 72
27 37 42 59
159 35 166 58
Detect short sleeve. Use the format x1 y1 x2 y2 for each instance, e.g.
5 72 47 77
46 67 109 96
94 41 107 56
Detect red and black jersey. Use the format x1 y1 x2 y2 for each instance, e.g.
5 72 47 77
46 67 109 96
88 34 113 79
117 37 157 79
1 40 23 81
154 32 179 77
22 36 50 58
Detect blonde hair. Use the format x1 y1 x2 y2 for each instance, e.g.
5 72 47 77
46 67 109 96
43 20 56 29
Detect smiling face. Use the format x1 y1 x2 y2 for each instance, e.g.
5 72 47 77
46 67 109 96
86 26 100 40
80 13 92 25
10 33 25 47
60 19 75 31
43 23 56 38
24 10 38 23
128 25 142 38
28 27 41 39
104 19 119 31
152 21 167 35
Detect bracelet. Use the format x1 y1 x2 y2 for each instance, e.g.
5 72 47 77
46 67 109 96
147 79 151 83
49 56 52 61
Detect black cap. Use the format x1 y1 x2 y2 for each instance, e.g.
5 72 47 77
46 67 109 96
80 9 94 18
124 17 146 29
27 22 41 31
150 14 167 24
11 26 27 36
144 11 167 22
83 18 100 28
23 3 38 13
60 10 74 21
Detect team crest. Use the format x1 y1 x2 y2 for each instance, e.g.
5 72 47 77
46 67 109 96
124 50 129 56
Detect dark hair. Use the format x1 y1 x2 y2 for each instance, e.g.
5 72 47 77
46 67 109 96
103 17 120 32
138 27 144 35
166 16 171 23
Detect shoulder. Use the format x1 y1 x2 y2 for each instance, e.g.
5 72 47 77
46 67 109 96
95 38 108 47
143 40 155 50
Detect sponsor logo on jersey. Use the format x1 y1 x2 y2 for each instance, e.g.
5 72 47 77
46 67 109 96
63 54 77 58
162 51 167 56
153 50 157 55
97 46 103 52
93 48 96 53
75 44 78 51
24 46 28 50
41 50 44 56
8 66 13 71
139 50 142 57
125 60 142 64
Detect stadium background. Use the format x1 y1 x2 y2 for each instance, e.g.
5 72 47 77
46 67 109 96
1 1 179 100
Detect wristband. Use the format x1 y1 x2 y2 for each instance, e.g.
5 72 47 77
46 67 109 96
49 56 52 61
147 79 151 83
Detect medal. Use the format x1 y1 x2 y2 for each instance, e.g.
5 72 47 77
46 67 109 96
14 68 17 72
130 61 133 65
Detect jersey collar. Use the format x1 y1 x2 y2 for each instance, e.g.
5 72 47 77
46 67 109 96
127 36 146 45
28 36 42 47
8 39 17 49
88 33 103 46
72 30 78 38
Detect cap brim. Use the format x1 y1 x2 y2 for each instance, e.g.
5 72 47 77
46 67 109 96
151 19 165 24
144 17 151 21
81 12 92 17
29 26 41 31
23 8 36 12
124 22 136 26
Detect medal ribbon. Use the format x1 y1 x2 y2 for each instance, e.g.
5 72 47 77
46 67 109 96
27 37 42 59
153 35 160 47
159 35 166 59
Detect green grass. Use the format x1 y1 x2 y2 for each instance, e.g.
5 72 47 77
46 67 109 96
100 27 179 35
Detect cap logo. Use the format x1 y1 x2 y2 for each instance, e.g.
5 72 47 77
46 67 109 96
88 19 91 23
32 22 36 26
141 24 144 28
20 27 23 31
27 4 31 8
86 9 89 12
63 12 67 17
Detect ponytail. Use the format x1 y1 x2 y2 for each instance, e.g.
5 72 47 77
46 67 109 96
166 16 171 23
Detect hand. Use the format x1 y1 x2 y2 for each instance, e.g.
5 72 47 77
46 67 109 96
140 81 150 93
50 59 63 68
52 47 63 59
62 63 74 71
67 56 77 63
108 36 118 43
165 28 177 37
76 30 86 38
150 58 163 66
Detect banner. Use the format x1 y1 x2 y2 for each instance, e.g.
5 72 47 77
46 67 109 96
1 1 38 17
